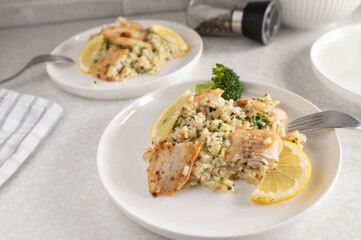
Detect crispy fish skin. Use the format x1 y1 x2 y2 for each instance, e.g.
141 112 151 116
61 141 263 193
193 89 225 108
146 141 202 197
225 129 282 168
90 48 126 81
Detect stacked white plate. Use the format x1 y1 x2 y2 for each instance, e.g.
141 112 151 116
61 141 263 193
311 23 361 107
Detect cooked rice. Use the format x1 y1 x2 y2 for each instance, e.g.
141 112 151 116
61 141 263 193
95 32 180 81
145 93 306 193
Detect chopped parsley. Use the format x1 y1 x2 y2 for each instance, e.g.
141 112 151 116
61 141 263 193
163 118 167 124
252 97 264 102
252 114 267 129
209 107 217 112
217 123 223 129
220 177 224 181
227 186 232 190
218 147 225 155
105 40 111 50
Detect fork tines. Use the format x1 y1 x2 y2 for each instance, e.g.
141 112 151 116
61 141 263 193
288 112 324 132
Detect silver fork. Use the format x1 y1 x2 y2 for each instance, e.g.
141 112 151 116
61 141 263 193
288 111 361 132
0 54 74 84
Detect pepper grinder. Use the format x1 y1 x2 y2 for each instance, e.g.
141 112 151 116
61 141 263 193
187 0 281 45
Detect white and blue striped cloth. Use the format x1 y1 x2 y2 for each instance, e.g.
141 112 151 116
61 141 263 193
0 89 63 187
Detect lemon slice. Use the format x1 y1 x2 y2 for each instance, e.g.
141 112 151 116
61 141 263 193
149 24 188 52
77 34 104 74
251 140 311 204
150 89 192 144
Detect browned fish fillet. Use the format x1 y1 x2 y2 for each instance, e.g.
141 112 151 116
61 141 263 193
146 141 202 197
225 129 282 168
102 26 148 40
90 48 126 82
193 89 225 108
236 98 274 113
102 26 151 49
117 16 143 30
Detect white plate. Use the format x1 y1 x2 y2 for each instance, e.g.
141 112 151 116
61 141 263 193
97 80 341 239
311 23 361 107
46 20 202 100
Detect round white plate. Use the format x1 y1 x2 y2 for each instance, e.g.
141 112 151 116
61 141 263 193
311 23 361 107
46 20 202 100
97 80 341 239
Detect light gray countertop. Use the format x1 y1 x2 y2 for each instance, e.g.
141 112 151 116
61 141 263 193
0 10 361 240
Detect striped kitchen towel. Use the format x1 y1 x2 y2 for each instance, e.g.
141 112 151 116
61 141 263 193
0 89 63 187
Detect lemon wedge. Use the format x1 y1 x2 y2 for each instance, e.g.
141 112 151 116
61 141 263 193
149 24 188 52
77 34 104 74
251 140 311 204
150 89 192 144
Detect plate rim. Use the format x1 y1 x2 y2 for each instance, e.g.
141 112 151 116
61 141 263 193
310 22 361 100
46 19 203 99
97 79 342 239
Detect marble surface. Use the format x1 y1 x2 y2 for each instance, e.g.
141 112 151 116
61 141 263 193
0 10 361 240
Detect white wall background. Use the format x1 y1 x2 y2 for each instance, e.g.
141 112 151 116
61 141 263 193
0 0 189 28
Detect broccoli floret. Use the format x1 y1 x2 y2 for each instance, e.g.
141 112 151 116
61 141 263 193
195 64 243 100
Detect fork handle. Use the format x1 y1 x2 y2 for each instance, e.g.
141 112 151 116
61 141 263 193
0 66 29 84
0 56 46 84
0 55 74 84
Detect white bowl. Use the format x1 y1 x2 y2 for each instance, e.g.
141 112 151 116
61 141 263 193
279 0 361 30
311 23 361 107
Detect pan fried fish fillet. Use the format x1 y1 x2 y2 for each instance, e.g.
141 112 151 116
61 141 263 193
117 16 143 30
193 89 225 108
90 48 126 81
102 26 148 40
237 98 287 121
102 26 152 48
225 129 282 168
146 141 202 197
236 98 273 112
